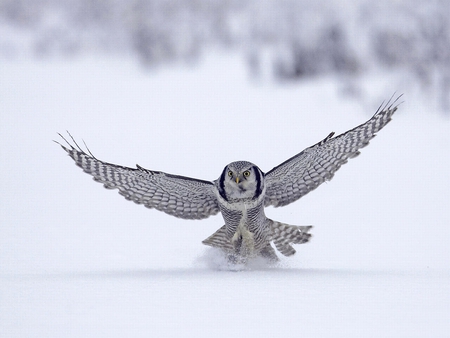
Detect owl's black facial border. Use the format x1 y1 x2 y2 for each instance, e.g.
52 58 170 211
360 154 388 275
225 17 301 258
252 166 263 199
218 165 229 201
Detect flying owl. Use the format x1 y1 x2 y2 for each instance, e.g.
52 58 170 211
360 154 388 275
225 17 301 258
56 96 400 263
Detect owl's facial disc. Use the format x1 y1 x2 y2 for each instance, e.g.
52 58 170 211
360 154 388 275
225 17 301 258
228 168 255 197
219 161 263 201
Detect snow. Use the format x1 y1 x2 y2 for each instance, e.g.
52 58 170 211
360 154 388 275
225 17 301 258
1 53 449 337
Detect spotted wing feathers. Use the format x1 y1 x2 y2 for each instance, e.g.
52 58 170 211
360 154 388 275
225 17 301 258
56 133 220 220
264 95 401 207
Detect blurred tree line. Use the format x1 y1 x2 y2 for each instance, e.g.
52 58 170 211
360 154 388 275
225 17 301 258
1 0 449 111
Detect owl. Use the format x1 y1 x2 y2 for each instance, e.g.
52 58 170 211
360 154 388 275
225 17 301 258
56 96 400 263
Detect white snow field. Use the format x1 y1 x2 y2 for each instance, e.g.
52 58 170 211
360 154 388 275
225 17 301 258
1 54 449 337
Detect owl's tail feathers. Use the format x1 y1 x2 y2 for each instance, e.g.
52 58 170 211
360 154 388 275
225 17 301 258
270 221 312 257
202 225 234 251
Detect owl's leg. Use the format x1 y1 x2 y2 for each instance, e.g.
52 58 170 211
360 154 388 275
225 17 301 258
202 225 248 264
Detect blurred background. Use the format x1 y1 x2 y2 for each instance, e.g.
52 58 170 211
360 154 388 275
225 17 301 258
1 0 450 113
1 1 449 337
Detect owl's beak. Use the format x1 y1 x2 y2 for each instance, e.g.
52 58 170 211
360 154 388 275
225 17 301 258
235 177 240 184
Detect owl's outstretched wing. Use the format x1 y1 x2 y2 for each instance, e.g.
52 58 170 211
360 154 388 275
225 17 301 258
56 133 220 220
264 95 401 208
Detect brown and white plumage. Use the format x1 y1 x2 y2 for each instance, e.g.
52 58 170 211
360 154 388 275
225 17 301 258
56 96 400 263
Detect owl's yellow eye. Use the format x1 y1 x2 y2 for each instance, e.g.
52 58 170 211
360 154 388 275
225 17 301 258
228 171 233 177
243 170 250 177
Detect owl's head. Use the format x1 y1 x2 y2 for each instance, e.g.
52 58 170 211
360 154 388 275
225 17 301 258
218 161 264 201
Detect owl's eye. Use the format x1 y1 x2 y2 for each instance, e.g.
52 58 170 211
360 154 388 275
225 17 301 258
243 170 250 178
228 171 233 177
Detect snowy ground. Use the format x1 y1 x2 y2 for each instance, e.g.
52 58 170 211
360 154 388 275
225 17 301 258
1 53 449 337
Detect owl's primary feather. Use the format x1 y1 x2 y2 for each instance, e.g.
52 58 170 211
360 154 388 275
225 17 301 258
57 95 400 263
